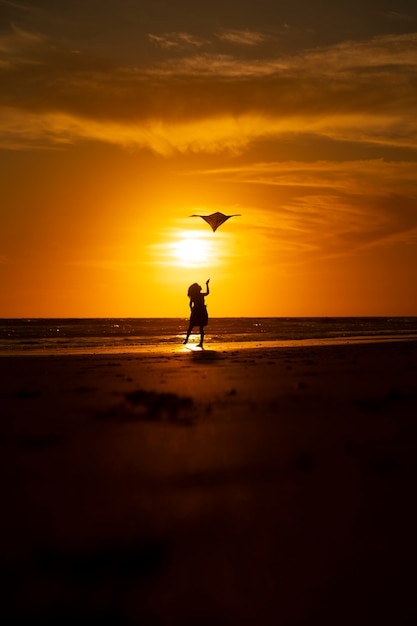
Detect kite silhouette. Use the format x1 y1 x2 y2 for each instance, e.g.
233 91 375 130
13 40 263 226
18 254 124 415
190 212 241 232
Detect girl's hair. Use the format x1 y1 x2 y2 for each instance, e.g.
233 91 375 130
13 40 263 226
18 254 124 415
187 283 201 299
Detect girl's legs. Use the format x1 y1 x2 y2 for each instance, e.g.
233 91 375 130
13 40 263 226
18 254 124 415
184 324 193 344
198 325 204 347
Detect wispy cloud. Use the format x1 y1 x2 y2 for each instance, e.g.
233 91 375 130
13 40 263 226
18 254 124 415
0 0 39 14
195 159 417 262
383 10 416 22
0 22 46 58
217 29 270 45
148 31 206 49
200 160 417 193
144 32 417 76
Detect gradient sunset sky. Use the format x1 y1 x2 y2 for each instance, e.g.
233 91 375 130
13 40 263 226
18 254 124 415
1 0 417 317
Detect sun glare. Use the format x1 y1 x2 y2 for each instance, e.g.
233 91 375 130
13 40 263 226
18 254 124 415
174 237 210 264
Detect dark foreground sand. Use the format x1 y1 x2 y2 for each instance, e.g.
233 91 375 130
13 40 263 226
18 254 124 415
1 340 417 625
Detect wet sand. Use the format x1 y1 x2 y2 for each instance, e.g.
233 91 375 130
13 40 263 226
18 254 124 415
1 339 417 625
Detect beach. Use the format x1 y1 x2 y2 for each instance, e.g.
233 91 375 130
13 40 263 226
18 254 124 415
2 339 417 625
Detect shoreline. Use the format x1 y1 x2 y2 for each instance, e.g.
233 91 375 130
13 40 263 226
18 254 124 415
1 332 417 357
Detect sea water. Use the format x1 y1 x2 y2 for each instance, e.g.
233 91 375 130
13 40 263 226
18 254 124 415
1 317 417 354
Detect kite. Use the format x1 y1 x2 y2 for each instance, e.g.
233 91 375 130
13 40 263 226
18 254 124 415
190 211 241 232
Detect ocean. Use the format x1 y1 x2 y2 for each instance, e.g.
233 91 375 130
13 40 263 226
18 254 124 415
1 317 417 354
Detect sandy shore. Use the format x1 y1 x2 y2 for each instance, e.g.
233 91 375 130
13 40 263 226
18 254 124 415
1 339 417 625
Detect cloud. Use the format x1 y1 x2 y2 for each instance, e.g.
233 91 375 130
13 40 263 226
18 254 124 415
200 160 417 193
1 25 417 152
383 10 415 22
194 159 417 262
143 32 417 77
217 29 270 46
0 0 39 15
148 31 206 49
0 22 46 58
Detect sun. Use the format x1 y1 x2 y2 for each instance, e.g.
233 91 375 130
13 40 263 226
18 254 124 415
173 237 210 264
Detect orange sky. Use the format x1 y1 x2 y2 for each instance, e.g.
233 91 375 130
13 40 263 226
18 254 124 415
1 0 417 317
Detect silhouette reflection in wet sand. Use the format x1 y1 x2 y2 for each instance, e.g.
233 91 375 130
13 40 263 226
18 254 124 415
183 279 210 348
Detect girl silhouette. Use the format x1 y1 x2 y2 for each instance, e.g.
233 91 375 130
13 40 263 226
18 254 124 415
183 279 210 347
